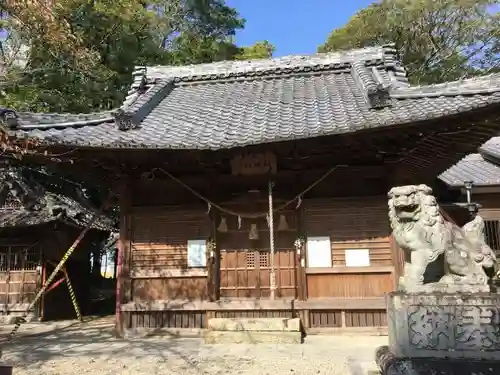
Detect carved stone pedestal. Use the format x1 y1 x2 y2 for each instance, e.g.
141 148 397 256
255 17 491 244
376 291 500 375
376 346 500 375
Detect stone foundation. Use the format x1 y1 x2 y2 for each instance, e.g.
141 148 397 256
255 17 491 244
387 291 500 360
204 318 302 344
376 345 500 375
377 291 500 374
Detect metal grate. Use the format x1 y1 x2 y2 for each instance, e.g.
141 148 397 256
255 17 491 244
245 252 255 268
259 251 269 268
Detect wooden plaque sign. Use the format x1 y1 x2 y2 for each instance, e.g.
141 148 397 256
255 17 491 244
230 151 277 176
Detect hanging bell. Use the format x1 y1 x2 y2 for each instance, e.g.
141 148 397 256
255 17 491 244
249 223 259 240
217 217 228 233
277 214 289 231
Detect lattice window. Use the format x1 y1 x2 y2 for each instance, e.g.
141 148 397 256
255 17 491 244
0 245 40 271
259 251 269 268
485 220 500 259
245 252 255 268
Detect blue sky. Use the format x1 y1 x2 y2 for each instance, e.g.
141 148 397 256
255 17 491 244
227 0 377 57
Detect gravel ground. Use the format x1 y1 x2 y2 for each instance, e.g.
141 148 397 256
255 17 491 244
0 316 385 375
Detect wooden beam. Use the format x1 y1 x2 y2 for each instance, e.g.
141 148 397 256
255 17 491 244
130 165 389 202
44 277 65 294
295 297 386 310
304 266 394 275
119 297 387 311
120 299 296 311
130 269 208 278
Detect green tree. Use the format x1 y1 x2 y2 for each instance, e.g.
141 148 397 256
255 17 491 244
0 0 250 112
235 40 275 60
318 0 500 85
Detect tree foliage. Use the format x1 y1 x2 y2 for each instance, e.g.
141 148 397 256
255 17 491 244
318 0 500 85
0 1 275 113
234 40 275 60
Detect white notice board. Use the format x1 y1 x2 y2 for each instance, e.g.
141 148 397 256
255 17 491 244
306 236 332 268
345 249 370 267
187 240 207 267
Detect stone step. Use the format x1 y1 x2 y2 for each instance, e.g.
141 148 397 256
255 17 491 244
207 318 301 332
204 330 302 344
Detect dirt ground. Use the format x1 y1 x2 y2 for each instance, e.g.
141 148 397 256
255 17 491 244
0 316 385 375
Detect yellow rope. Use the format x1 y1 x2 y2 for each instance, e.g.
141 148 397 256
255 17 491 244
147 165 347 219
64 271 83 322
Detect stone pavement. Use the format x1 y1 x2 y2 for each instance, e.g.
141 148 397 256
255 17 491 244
0 316 386 375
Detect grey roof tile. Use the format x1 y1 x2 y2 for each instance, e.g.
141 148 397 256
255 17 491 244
439 153 500 187
14 111 114 130
3 45 500 150
0 208 54 227
141 45 401 81
479 136 500 160
0 168 115 230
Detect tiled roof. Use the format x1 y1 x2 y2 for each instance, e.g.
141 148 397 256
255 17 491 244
3 45 500 150
439 153 500 187
0 209 57 227
439 136 500 187
479 137 500 160
0 168 116 230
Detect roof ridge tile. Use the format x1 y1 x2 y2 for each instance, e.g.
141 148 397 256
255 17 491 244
351 61 392 108
136 45 390 83
117 79 175 131
391 73 500 99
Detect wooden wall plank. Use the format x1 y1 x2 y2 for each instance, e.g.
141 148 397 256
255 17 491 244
306 272 393 298
132 277 207 301
128 205 213 301
302 196 394 299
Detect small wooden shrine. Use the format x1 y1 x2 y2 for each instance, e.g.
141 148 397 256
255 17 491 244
0 167 115 321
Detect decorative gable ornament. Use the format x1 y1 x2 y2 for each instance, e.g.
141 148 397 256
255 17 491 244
0 109 18 129
115 109 137 131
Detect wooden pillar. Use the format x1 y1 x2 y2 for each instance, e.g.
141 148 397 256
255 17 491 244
209 211 221 302
115 178 132 336
206 244 216 302
296 205 307 300
268 181 276 300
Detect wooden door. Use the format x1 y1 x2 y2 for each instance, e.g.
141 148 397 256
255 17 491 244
0 243 42 313
218 213 298 299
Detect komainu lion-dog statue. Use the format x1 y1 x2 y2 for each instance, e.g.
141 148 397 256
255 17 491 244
388 184 497 293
